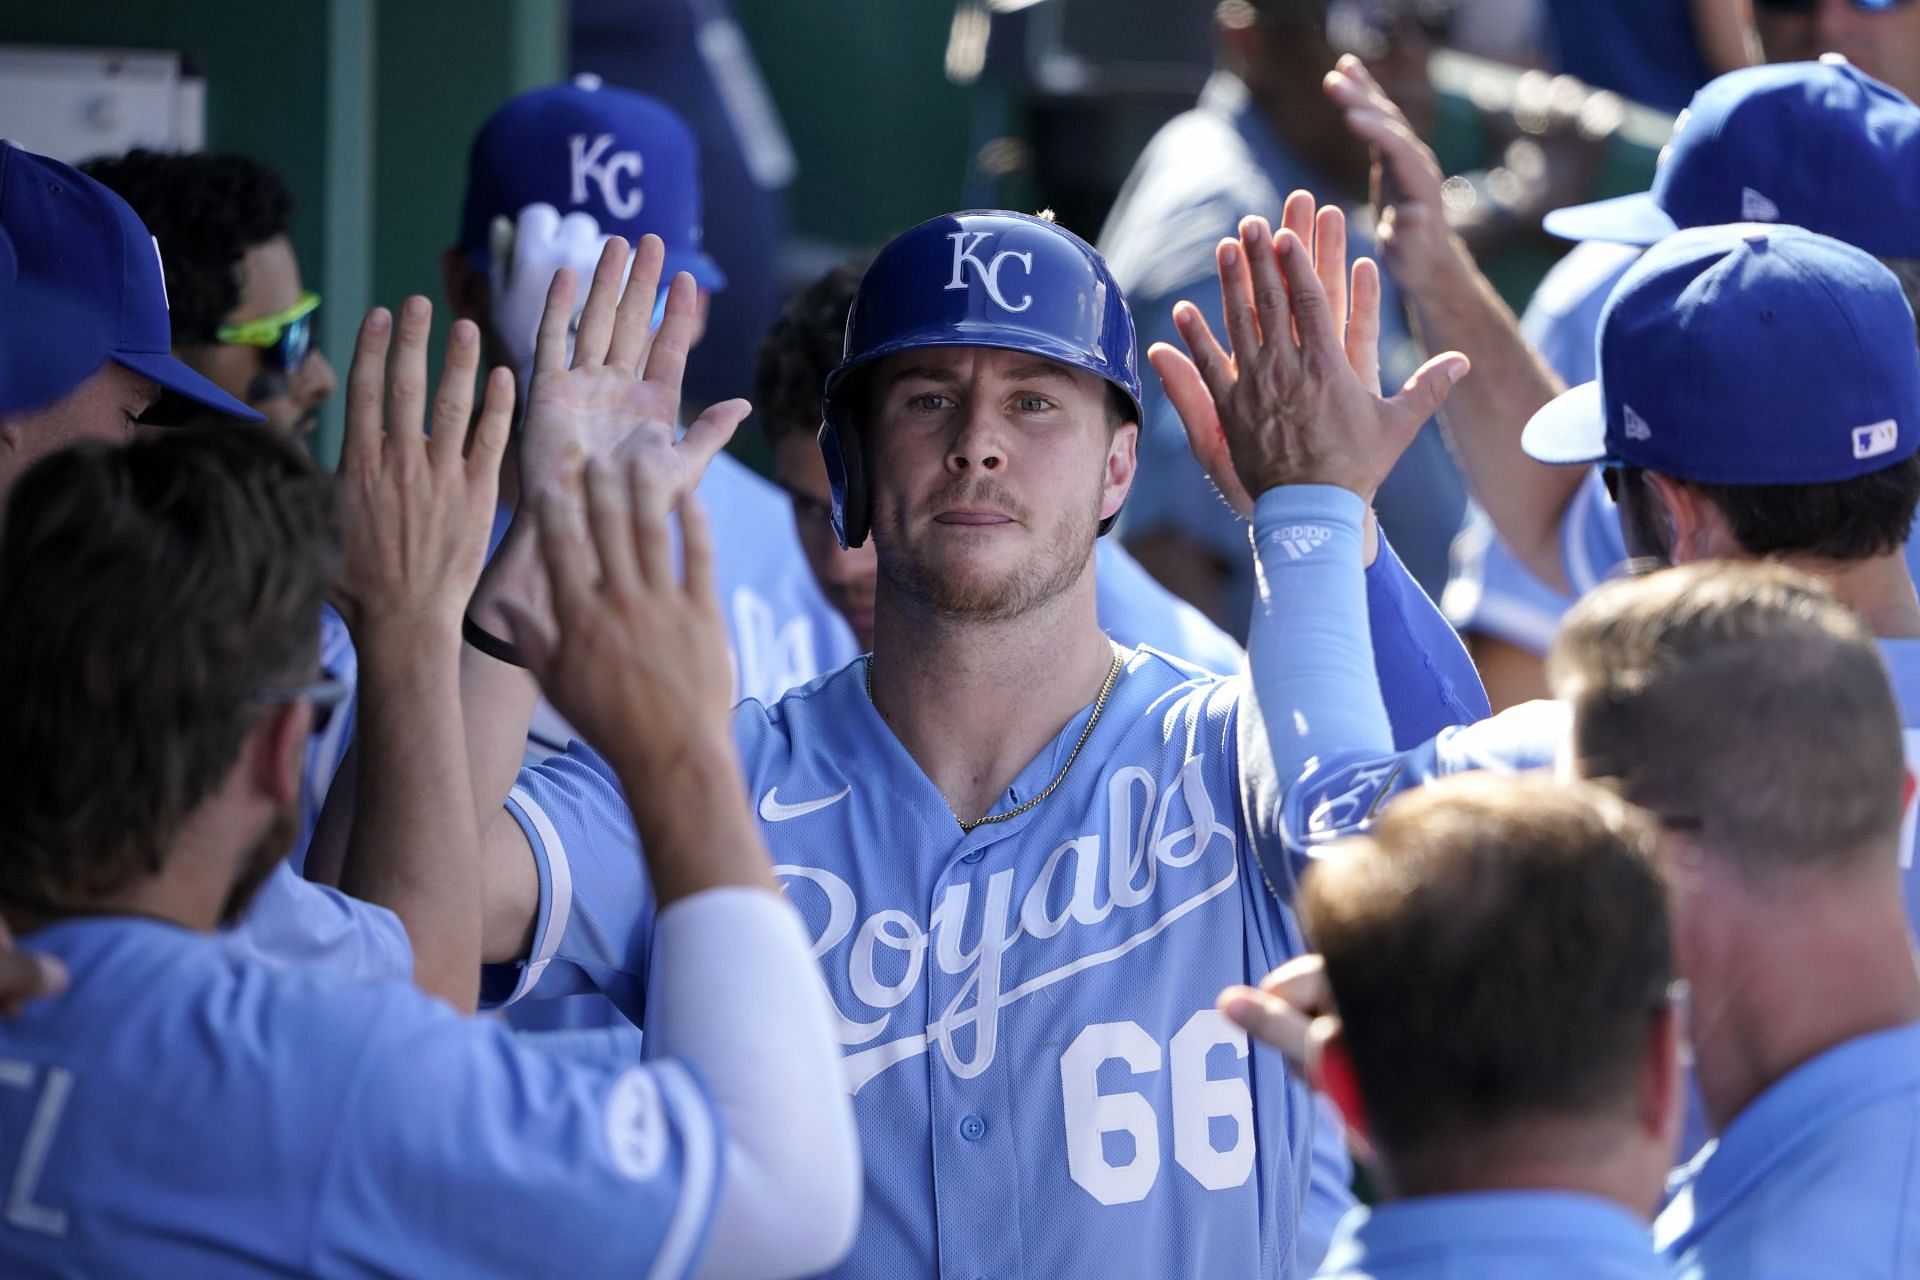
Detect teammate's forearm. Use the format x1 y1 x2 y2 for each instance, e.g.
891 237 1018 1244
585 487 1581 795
648 888 861 1279
1403 248 1584 592
462 517 545 834
607 732 780 907
341 624 484 1013
1246 486 1395 788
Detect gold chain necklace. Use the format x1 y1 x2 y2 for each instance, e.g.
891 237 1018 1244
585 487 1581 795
867 645 1126 834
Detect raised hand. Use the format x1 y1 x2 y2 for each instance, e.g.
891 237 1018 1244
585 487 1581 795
1323 54 1461 296
1149 194 1464 505
519 234 747 515
1150 192 1384 518
505 456 736 775
332 298 513 638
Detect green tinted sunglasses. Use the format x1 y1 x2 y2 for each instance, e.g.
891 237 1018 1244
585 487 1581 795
216 291 320 373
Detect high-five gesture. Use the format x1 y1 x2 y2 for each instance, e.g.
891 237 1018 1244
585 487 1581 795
520 233 747 513
505 458 772 904
330 297 513 1013
332 299 513 635
1150 195 1468 504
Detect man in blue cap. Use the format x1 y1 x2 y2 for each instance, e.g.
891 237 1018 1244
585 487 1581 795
0 143 262 507
1373 57 1920 700
1185 219 1920 1277
0 142 414 991
443 75 853 720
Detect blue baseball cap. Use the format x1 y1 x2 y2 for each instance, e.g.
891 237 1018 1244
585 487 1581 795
1544 58 1920 257
458 75 725 291
0 224 113 417
1523 224 1920 484
0 143 262 422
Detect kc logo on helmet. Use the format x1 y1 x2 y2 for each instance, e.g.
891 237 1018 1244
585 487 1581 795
946 231 1033 313
568 133 644 220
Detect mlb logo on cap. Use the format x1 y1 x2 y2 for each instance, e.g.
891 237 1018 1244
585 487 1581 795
1523 224 1920 484
459 74 725 291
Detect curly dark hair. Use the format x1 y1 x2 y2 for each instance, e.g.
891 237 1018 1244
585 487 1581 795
80 149 294 343
753 259 869 446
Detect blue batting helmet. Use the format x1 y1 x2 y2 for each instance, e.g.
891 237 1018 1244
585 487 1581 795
818 210 1143 549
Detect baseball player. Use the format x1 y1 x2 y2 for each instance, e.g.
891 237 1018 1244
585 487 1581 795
0 142 414 988
1294 775 1680 1280
752 257 1246 672
1177 219 1920 1275
448 76 855 715
392 199 1485 1279
0 307 859 1274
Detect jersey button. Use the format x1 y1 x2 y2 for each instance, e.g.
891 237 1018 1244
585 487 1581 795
960 849 985 864
959 1114 987 1141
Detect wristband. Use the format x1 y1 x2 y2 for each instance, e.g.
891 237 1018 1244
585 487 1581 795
463 614 528 669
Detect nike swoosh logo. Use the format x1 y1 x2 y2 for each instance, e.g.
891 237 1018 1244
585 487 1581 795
758 785 852 822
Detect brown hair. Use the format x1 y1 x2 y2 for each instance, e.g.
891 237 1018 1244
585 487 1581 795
1548 561 1905 874
1302 773 1673 1162
0 426 338 908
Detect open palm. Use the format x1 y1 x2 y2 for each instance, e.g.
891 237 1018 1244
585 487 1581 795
520 233 747 514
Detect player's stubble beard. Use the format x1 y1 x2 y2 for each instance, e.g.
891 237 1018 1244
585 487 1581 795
873 469 1103 623
217 804 300 928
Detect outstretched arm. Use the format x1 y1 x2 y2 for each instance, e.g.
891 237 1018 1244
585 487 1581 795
508 460 861 1279
327 298 513 1012
1153 193 1488 747
1324 55 1583 593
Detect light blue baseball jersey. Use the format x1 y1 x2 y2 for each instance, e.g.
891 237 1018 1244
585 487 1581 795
0 916 723 1279
1316 1191 1663 1280
223 860 412 983
1655 1021 1920 1279
1442 507 1575 655
1095 538 1244 673
486 538 1486 1278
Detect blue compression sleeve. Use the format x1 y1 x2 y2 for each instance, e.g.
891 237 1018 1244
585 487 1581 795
1367 531 1492 746
1248 486 1397 789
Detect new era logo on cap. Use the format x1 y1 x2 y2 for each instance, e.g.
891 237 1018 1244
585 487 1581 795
1740 187 1780 222
1623 404 1653 441
1855 419 1900 460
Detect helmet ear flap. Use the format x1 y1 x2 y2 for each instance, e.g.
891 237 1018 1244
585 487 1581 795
819 406 870 550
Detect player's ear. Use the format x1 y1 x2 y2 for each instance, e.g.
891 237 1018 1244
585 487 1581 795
1102 418 1138 523
1642 997 1687 1152
1643 472 1719 560
1305 1015 1373 1155
244 701 308 812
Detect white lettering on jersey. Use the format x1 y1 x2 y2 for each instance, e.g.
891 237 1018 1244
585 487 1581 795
567 134 645 220
1061 1011 1255 1205
778 756 1237 1093
0 1060 72 1237
946 231 1034 313
731 587 818 707
602 1068 668 1182
759 785 852 822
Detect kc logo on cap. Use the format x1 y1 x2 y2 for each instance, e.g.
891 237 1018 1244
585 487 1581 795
568 134 643 220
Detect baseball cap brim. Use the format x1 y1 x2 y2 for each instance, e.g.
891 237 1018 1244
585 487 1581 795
663 247 726 293
1542 192 1678 247
1522 380 1612 466
110 349 265 423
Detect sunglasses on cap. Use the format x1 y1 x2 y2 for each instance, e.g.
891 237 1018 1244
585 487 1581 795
1754 0 1915 10
216 291 320 374
255 674 349 736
